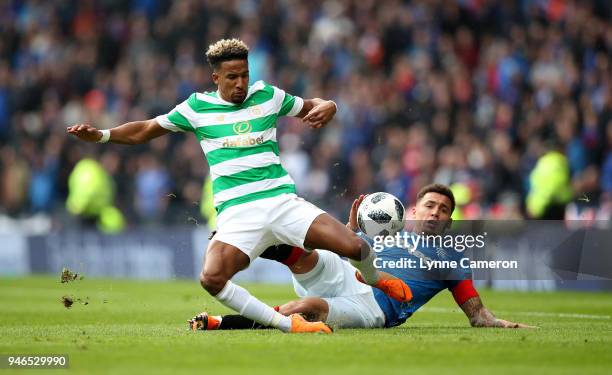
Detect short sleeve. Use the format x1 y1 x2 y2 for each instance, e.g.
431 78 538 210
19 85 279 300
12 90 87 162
443 252 473 290
278 90 304 117
155 97 196 133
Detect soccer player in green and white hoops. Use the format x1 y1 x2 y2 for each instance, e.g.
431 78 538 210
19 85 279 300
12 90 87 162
67 39 411 334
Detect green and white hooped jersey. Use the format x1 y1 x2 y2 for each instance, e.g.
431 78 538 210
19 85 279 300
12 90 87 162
155 81 304 214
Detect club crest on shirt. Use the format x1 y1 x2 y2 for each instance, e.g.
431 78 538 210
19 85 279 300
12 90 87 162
436 247 448 259
233 121 252 134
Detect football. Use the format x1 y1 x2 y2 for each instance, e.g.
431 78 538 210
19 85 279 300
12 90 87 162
357 192 405 238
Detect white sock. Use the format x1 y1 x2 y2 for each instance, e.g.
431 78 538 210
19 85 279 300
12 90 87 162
214 281 292 332
349 239 380 285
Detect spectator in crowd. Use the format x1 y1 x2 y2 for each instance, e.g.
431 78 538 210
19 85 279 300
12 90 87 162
0 0 610 228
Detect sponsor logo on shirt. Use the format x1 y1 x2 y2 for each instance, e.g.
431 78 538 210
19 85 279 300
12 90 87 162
222 136 264 147
221 121 264 147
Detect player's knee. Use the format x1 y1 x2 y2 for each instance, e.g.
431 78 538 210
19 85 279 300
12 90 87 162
199 271 228 296
280 299 324 321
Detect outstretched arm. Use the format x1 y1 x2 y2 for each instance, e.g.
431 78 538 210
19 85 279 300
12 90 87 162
298 98 337 129
459 294 536 328
67 119 170 145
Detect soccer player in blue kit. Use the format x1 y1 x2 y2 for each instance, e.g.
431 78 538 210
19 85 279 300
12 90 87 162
190 184 534 330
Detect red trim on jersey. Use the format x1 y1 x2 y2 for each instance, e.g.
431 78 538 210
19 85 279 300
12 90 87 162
451 280 479 306
283 247 305 266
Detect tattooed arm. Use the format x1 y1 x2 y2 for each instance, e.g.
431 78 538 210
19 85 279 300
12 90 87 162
460 296 536 328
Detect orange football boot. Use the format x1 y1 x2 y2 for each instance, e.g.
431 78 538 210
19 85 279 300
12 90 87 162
289 314 332 334
355 271 413 302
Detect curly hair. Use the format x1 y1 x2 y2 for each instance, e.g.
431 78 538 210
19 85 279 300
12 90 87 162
205 38 249 69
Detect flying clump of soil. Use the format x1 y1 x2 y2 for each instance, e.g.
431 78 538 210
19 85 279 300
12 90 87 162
60 267 84 283
59 267 89 309
61 295 74 308
60 295 90 309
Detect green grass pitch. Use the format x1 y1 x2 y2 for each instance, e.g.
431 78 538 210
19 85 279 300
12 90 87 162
1 276 611 374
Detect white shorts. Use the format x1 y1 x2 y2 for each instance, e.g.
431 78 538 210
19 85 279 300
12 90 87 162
214 193 325 261
292 250 386 329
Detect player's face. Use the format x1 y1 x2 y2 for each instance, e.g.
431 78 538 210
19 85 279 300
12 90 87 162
411 192 453 235
212 59 249 104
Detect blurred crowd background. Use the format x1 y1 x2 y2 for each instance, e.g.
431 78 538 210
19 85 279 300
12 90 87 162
0 0 611 233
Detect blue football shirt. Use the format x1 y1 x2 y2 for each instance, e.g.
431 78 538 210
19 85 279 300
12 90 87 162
363 231 473 327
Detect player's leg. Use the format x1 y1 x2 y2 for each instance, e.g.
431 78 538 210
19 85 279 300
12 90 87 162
199 239 291 330
189 297 328 331
303 213 411 302
192 294 384 330
304 213 377 278
199 240 324 333
289 249 386 328
192 247 385 330
189 311 273 330
191 245 318 331
191 294 385 331
260 244 318 274
199 240 249 295
197 196 331 334
273 248 386 328
197 240 331 333
269 196 385 288
279 297 329 322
